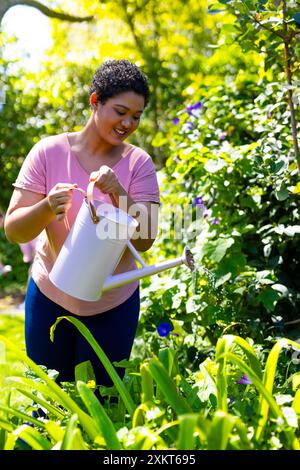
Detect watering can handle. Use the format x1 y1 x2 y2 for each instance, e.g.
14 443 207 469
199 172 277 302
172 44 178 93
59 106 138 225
86 176 118 224
86 175 147 267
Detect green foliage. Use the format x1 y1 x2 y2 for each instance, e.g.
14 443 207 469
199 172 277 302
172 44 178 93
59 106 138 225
1 331 299 450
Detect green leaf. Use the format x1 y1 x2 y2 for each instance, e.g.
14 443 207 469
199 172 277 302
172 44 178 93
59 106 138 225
0 335 98 441
202 237 235 263
256 338 300 443
75 360 96 384
257 288 281 311
147 357 192 415
177 414 198 450
270 160 285 174
61 414 88 450
215 272 232 288
207 411 237 450
275 188 289 201
140 363 154 404
50 317 135 417
13 425 51 450
77 381 121 450
45 421 64 443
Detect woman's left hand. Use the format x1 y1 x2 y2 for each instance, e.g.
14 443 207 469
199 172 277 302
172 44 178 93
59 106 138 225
90 166 122 195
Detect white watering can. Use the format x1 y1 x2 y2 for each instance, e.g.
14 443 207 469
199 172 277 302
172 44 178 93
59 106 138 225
49 179 195 301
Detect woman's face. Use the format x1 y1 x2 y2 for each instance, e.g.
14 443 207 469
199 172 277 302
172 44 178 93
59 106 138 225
93 91 145 145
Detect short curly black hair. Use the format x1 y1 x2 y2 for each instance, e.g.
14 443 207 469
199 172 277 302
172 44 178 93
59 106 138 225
90 59 150 107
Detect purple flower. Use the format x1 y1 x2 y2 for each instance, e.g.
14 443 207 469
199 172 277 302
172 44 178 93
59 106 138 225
173 117 180 125
267 112 272 119
187 121 194 130
186 101 202 116
212 218 219 225
219 134 226 141
236 373 252 385
157 322 172 337
195 196 204 206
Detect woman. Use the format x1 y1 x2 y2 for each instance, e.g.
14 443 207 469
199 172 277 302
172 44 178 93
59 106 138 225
4 60 160 393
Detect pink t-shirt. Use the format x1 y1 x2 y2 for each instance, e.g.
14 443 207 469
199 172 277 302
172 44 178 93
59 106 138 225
13 133 160 315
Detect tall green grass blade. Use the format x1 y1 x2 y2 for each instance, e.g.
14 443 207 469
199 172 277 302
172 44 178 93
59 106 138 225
4 432 17 450
223 353 282 416
158 348 179 377
15 388 65 419
13 424 51 450
177 414 198 450
255 338 300 442
140 363 154 403
222 352 300 449
132 403 147 427
292 389 300 414
77 380 121 450
147 358 192 415
0 404 46 428
7 376 62 401
215 335 262 412
0 418 14 432
0 335 98 441
51 316 135 417
215 336 232 411
61 414 88 450
207 411 237 450
45 420 64 443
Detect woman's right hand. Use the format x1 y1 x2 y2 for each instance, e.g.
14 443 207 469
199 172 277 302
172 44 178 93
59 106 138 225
47 183 77 221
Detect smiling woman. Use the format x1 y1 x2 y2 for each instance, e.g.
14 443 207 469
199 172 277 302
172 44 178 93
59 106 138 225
2 5 52 71
4 59 160 399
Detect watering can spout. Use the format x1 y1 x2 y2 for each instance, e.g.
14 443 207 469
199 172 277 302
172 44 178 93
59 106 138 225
102 246 195 293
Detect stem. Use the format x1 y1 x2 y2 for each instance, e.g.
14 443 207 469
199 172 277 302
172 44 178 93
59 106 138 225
282 0 300 175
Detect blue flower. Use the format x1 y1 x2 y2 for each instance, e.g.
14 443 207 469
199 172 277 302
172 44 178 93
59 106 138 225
173 117 180 125
186 101 202 116
157 322 172 337
195 196 204 206
236 373 252 385
212 218 219 225
187 121 194 130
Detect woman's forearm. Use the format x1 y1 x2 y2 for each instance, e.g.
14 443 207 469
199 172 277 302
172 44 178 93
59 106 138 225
5 198 54 243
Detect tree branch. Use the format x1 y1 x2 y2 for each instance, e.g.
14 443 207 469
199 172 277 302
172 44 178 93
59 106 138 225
252 15 284 39
0 0 94 24
282 0 300 174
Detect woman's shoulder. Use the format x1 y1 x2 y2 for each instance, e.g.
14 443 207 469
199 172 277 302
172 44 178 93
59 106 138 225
125 143 153 165
37 133 68 152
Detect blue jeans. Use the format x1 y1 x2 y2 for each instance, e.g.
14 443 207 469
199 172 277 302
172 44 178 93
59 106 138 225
25 278 140 387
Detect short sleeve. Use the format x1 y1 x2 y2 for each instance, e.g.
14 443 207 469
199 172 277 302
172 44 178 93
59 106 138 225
13 140 46 194
129 156 160 204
